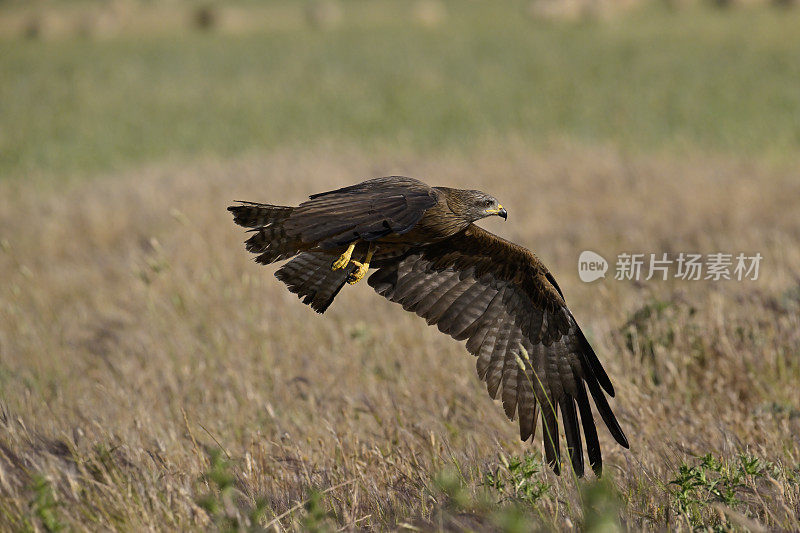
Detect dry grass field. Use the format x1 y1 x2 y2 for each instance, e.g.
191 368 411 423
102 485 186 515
3 0 800 531
1 144 799 530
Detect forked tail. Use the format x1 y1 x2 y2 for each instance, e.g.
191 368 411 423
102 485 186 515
229 201 358 313
228 201 304 264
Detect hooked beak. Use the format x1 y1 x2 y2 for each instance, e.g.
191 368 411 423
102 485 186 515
497 205 508 220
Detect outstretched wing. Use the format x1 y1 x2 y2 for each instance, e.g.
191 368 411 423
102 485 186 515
284 177 438 249
367 224 628 476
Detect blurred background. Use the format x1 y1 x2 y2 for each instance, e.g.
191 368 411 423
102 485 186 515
1 1 799 531
2 0 799 181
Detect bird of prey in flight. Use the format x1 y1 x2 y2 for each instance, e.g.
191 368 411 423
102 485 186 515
228 176 628 476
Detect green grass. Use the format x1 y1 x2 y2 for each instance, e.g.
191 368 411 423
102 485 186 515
669 453 797 530
2 1 800 180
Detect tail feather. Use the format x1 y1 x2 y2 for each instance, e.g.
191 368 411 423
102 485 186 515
229 202 303 265
246 226 300 264
230 202 355 312
229 202 293 228
275 253 355 313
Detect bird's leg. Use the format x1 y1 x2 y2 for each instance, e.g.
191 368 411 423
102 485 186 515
331 242 356 270
347 243 375 285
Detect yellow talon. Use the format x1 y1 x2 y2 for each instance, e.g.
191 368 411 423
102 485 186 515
347 261 368 284
346 243 375 285
331 243 355 270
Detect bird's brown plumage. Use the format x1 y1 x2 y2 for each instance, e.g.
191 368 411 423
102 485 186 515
228 176 628 476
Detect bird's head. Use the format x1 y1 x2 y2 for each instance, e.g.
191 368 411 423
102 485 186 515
459 190 507 222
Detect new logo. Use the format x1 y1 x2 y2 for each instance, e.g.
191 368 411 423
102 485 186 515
578 250 608 282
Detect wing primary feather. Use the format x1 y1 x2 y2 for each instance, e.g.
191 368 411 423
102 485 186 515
542 402 561 475
585 373 629 448
518 392 538 442
576 326 615 396
575 378 603 476
516 344 538 441
560 396 584 477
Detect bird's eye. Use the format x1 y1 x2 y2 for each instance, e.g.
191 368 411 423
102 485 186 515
484 199 493 207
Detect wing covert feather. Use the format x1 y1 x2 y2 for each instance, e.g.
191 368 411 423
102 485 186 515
285 177 438 248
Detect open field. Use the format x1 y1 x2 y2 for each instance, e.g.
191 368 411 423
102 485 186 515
2 0 800 531
1 145 799 530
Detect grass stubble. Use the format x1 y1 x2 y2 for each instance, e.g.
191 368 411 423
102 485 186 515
0 144 798 530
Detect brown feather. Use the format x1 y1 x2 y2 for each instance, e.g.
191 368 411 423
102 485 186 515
274 252 354 313
285 177 438 248
560 396 584 477
367 223 628 477
230 177 627 477
541 402 561 475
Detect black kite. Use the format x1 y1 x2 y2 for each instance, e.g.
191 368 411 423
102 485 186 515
229 176 628 476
